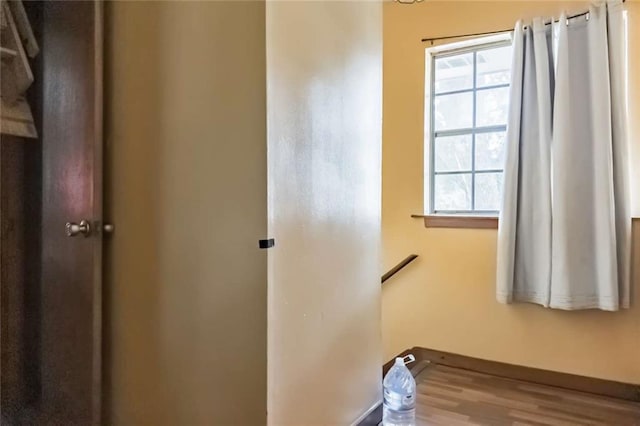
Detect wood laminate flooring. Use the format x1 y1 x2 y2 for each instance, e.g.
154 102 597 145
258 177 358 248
415 364 640 425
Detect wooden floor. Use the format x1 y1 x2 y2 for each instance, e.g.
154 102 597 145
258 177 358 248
415 364 640 425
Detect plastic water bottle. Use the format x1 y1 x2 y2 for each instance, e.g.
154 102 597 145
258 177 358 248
382 354 416 426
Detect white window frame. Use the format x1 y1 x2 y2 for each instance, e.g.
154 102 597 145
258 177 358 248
424 33 513 216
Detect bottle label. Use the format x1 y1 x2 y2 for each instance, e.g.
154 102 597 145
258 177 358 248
383 388 416 411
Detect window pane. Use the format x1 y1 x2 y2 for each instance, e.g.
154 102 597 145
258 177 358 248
476 87 509 126
477 46 513 87
475 132 506 170
434 173 472 211
434 92 473 131
434 53 473 93
474 172 503 211
434 135 472 172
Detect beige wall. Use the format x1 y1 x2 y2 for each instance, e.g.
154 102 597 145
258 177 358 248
267 2 382 424
382 1 640 384
104 2 267 424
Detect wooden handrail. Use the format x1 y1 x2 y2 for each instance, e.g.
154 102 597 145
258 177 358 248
381 254 418 284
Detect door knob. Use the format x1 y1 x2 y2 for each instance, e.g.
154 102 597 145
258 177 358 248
66 219 92 237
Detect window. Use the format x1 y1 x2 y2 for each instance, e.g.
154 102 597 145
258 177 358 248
425 36 513 215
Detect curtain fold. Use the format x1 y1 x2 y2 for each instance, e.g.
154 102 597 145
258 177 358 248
497 0 630 311
608 0 631 309
497 19 553 306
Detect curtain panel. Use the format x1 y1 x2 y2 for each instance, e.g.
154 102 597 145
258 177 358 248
497 0 630 311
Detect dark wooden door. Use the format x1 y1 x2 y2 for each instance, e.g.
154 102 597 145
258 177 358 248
39 1 103 424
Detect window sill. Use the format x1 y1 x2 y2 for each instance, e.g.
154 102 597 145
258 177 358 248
412 216 639 229
411 214 498 229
